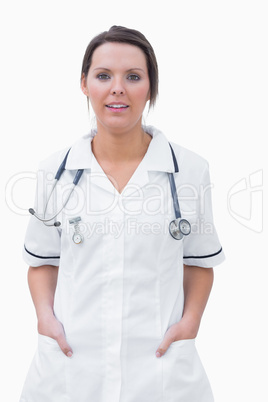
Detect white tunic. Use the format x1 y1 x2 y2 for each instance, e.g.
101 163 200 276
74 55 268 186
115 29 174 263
20 125 225 402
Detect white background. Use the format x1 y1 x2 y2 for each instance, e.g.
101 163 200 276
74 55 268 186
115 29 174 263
1 1 267 401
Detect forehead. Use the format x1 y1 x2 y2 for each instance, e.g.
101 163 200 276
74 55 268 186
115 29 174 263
90 42 148 70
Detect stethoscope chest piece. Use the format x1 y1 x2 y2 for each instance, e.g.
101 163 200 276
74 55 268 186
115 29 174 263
169 218 191 240
29 143 192 242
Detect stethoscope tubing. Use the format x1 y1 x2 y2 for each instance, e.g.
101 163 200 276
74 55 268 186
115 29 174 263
29 149 84 226
167 172 181 220
29 144 191 239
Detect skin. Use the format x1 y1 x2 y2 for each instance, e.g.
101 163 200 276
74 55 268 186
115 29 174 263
81 42 151 155
81 42 153 193
28 265 73 356
28 42 214 358
155 265 214 357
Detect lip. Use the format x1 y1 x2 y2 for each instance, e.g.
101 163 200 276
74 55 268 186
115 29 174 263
106 102 129 106
105 102 129 113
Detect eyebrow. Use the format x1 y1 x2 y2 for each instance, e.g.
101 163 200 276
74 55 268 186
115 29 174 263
93 67 146 73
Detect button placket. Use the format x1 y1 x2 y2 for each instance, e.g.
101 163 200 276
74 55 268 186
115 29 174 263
102 201 125 402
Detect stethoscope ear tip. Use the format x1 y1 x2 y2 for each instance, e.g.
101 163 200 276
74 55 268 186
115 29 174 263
28 207 61 227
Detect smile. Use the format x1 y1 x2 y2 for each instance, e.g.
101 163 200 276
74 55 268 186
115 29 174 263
106 104 129 109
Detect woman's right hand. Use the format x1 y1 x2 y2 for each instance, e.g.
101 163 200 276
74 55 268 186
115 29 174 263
38 312 73 357
27 265 73 358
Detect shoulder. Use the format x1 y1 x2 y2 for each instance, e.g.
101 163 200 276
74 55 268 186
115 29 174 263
38 147 69 173
169 141 209 174
146 125 209 172
37 133 92 173
169 142 210 188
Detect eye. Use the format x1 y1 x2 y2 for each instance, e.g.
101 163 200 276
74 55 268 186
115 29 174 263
127 74 140 81
97 73 110 80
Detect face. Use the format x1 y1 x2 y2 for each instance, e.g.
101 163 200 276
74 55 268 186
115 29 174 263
81 42 150 133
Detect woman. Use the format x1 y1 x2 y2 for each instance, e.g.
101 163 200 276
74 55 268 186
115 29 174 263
20 25 225 402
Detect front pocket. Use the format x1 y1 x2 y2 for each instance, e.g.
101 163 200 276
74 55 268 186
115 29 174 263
163 339 214 402
38 333 62 348
20 334 68 402
168 338 196 354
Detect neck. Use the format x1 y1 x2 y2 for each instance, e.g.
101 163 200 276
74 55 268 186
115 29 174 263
91 124 152 164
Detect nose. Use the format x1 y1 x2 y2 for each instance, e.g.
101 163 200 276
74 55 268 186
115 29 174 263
112 89 124 95
110 77 125 95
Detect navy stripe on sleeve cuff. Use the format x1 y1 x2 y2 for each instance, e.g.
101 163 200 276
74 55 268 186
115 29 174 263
24 245 60 260
183 247 223 260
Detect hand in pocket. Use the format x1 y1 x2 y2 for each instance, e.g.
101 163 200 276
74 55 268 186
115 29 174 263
38 313 73 357
155 317 198 358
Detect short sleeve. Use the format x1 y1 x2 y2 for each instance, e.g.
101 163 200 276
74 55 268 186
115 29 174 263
182 162 225 268
23 164 61 267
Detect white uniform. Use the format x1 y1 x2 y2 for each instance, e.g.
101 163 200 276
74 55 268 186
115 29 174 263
20 125 225 402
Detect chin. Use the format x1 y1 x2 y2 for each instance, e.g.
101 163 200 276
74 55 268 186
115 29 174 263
97 117 142 133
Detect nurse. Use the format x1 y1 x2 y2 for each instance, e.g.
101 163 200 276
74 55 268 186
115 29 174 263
20 26 225 402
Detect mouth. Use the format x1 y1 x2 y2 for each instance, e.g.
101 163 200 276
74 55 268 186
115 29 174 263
106 104 129 109
105 103 129 113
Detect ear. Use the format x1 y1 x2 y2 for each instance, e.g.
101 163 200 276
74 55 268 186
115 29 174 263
81 73 89 96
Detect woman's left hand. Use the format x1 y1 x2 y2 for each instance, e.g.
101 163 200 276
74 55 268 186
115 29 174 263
155 316 199 358
156 266 214 358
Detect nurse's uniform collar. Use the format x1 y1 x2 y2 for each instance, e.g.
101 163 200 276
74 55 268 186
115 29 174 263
64 125 177 173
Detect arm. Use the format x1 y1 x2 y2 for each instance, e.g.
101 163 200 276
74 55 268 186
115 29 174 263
181 264 214 337
28 265 73 357
155 265 214 357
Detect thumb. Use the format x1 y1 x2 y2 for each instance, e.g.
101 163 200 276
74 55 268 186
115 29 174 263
57 334 73 357
155 338 172 358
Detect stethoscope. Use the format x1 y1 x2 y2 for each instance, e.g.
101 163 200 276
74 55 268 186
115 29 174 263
29 143 191 242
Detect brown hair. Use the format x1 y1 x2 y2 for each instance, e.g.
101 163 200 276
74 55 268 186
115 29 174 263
81 25 159 109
